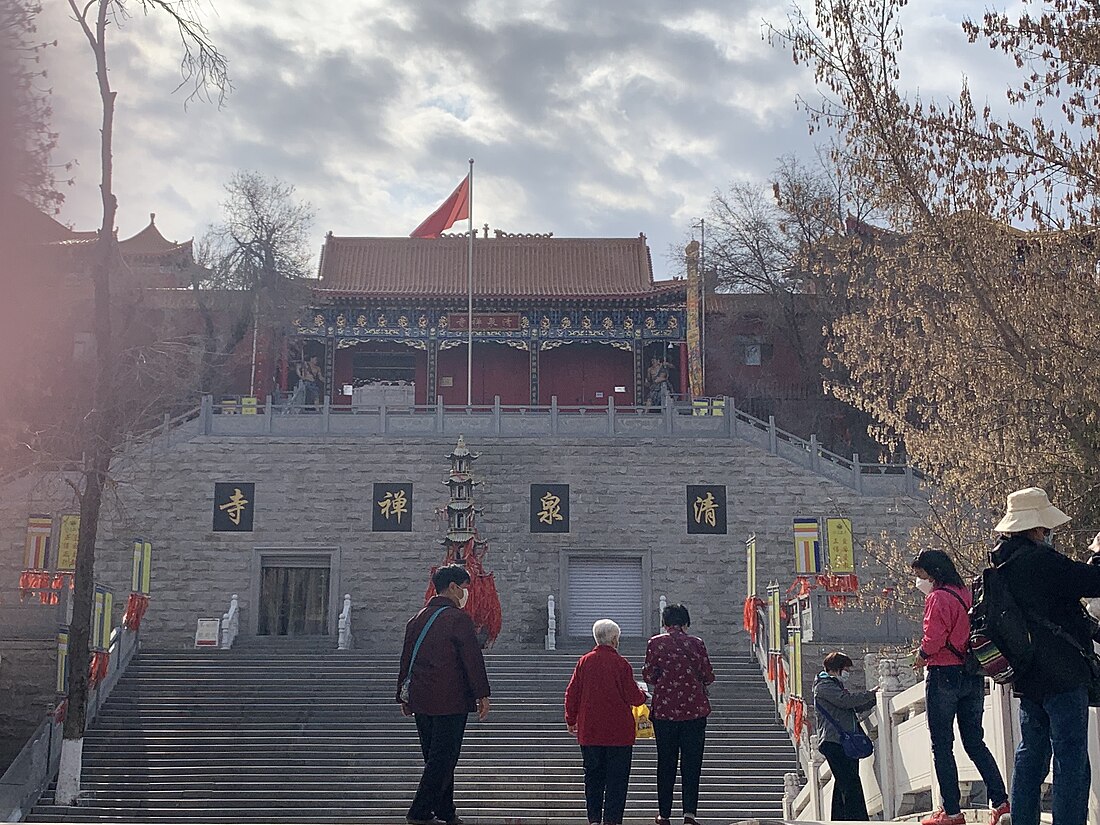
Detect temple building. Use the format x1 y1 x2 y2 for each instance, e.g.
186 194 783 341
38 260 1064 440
293 231 688 407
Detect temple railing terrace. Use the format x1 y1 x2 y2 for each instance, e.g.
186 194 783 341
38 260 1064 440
198 394 924 498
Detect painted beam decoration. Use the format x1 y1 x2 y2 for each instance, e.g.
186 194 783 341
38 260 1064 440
56 514 80 571
373 483 413 532
213 483 255 532
687 485 727 534
826 517 856 573
793 518 822 574
530 484 569 533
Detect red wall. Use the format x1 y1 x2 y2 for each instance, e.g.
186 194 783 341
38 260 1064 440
538 343 633 406
438 343 529 406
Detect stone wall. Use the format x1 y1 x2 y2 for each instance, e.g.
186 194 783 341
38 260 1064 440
0 634 57 774
0 434 925 657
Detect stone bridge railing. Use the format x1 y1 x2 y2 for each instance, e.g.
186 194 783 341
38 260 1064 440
198 394 924 498
751 597 1100 824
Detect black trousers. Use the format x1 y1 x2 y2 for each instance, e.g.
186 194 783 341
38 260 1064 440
580 745 633 824
818 741 869 821
653 716 707 817
409 713 468 821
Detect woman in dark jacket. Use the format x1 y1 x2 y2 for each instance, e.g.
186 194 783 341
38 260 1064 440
643 603 715 825
565 619 648 825
813 651 875 821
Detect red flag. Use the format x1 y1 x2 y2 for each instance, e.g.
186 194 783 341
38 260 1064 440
410 176 470 238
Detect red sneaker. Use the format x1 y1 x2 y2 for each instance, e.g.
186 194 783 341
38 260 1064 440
921 810 966 825
990 801 1011 825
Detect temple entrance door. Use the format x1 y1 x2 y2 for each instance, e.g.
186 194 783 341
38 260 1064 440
257 562 331 637
564 555 645 638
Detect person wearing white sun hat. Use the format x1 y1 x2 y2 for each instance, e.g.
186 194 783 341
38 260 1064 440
990 487 1100 825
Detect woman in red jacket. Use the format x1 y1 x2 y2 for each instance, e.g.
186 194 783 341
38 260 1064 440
565 619 649 825
912 549 1009 825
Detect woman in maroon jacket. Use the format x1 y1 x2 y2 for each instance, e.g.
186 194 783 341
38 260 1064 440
565 619 648 825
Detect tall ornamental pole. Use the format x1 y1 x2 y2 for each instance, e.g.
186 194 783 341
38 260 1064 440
467 158 474 407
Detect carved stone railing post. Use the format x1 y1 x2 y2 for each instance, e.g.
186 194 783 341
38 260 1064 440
337 594 352 650
874 655 903 819
658 594 667 627
783 771 801 820
545 595 556 651
220 594 240 649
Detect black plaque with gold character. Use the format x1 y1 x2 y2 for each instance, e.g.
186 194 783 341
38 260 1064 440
213 482 255 532
373 483 413 532
687 484 726 534
530 484 569 533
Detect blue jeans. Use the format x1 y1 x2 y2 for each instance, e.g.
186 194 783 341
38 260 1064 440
1011 685 1090 825
926 666 1008 814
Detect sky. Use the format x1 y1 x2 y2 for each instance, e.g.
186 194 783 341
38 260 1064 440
39 0 1019 278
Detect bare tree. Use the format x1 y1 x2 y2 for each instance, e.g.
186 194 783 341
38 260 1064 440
57 0 227 804
192 171 315 397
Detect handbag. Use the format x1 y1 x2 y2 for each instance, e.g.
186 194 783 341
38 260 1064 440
814 699 874 759
940 588 983 676
633 703 655 739
399 606 449 704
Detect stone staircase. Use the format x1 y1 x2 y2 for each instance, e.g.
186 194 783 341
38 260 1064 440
27 649 797 823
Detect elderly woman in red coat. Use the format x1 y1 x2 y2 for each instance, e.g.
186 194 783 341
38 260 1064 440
565 618 648 825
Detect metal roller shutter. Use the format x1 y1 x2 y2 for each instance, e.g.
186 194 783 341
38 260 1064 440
566 557 644 637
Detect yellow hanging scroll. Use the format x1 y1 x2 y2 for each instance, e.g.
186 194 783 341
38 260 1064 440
56 628 69 694
56 515 80 571
789 626 803 699
131 539 152 595
826 518 855 573
746 534 758 599
767 582 782 654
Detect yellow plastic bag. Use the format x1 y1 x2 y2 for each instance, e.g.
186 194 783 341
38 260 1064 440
633 704 654 739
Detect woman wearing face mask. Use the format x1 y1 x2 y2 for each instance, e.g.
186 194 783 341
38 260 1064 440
812 652 876 821
911 549 1010 825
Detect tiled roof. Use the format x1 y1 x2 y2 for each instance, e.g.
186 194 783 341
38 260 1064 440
315 235 683 300
119 214 192 257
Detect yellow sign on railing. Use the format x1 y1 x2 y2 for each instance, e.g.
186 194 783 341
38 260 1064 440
767 581 782 655
746 534 758 598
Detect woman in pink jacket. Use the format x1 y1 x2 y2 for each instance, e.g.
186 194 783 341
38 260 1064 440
912 549 1009 825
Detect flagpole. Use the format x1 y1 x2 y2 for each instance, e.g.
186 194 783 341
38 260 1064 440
467 158 474 407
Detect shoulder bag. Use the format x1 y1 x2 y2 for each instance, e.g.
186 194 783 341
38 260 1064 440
399 606 449 703
814 698 874 759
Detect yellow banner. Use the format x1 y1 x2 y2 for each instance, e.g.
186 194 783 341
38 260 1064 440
56 628 69 694
789 627 803 698
767 582 782 654
746 535 758 598
56 515 80 571
826 517 855 573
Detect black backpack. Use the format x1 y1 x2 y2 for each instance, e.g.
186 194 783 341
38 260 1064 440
968 551 1034 684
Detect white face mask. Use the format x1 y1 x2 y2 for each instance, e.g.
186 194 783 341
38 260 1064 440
838 671 851 683
916 578 934 596
457 587 469 609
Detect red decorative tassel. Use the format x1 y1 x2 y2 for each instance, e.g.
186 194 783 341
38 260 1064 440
742 596 765 642
785 697 806 741
52 700 68 723
88 651 110 687
776 656 787 696
123 593 150 631
767 652 777 681
426 537 502 647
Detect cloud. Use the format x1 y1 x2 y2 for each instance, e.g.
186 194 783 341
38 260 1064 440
40 0 1015 276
